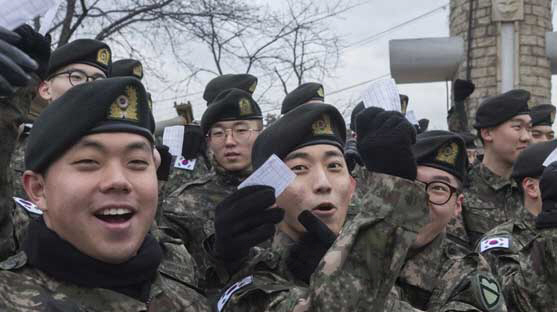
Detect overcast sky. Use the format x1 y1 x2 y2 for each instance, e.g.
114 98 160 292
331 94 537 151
133 0 556 130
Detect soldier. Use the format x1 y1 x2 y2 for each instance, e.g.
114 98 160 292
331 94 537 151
8 38 112 257
0 77 209 311
161 88 263 289
529 104 555 143
385 130 506 312
280 82 324 114
477 140 557 311
11 38 111 196
0 25 41 261
461 90 532 246
215 104 431 311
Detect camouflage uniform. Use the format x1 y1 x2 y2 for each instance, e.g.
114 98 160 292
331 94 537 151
161 164 252 288
477 214 557 311
218 173 431 311
0 249 209 311
0 81 37 261
160 154 212 201
460 163 523 247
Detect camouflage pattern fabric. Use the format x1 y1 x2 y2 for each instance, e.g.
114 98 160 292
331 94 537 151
461 163 523 246
161 166 251 288
220 173 430 311
428 251 507 312
478 215 557 312
0 81 37 261
0 250 209 311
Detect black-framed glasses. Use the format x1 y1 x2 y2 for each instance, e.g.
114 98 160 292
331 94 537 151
207 125 261 144
49 69 106 86
424 180 459 205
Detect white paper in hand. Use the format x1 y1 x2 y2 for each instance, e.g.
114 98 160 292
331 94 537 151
405 110 418 125
238 154 296 197
162 126 184 157
0 0 58 30
543 147 557 167
360 78 401 112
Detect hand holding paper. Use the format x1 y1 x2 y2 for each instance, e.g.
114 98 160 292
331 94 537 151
238 154 296 197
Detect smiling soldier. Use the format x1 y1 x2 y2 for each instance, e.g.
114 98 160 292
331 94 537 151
0 77 208 311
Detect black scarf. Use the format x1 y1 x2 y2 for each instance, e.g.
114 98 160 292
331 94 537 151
23 218 163 302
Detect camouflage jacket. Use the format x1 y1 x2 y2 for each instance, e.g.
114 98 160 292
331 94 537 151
383 231 506 312
161 168 250 287
461 163 523 246
218 173 431 312
0 83 36 261
477 214 557 311
0 250 209 311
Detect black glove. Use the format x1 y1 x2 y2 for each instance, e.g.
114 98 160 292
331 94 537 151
453 79 475 102
156 144 172 181
285 210 336 284
0 26 38 96
355 107 417 180
13 24 51 80
214 185 284 270
536 162 557 229
182 125 204 160
344 137 362 173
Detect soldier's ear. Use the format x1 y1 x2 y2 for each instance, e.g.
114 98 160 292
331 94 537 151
37 80 53 102
480 128 493 143
523 177 540 199
454 193 464 217
22 170 48 212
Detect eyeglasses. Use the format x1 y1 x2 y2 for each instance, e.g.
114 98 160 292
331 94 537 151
49 69 106 86
424 180 459 205
208 125 261 144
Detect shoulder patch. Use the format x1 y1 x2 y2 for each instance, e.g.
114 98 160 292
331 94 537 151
480 236 510 252
217 275 253 312
471 273 503 311
13 197 42 215
174 156 196 171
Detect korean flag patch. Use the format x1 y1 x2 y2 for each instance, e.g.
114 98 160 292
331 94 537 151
480 236 510 252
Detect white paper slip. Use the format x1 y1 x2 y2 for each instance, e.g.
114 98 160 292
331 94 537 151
0 0 58 30
360 78 401 112
543 147 557 167
174 156 196 171
162 126 184 157
238 154 296 197
405 110 418 125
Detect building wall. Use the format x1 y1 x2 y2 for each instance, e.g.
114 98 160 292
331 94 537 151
450 0 552 129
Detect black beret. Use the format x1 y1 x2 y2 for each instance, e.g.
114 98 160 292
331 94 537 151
47 39 112 77
458 131 476 149
26 77 154 173
512 140 557 181
203 74 258 105
349 101 365 131
474 89 530 129
280 82 324 114
200 88 262 134
412 130 467 182
111 59 143 79
530 104 556 127
252 103 346 170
